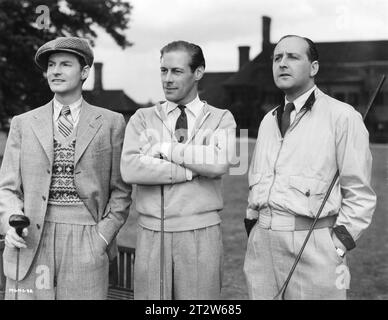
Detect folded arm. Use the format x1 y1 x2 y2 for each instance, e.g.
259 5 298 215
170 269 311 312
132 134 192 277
120 110 189 185
162 111 237 178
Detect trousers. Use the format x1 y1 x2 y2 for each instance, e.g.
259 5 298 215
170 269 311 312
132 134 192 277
134 224 223 300
5 205 109 300
244 222 348 300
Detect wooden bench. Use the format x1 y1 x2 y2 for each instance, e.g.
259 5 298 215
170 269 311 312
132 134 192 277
0 241 135 300
107 245 135 300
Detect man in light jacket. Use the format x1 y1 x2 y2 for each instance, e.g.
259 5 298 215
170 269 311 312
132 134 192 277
243 35 376 299
120 40 236 299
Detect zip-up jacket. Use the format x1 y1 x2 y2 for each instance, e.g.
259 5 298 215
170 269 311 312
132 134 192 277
121 101 236 231
247 88 376 241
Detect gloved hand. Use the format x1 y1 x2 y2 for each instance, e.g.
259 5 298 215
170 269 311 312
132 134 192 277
244 218 258 237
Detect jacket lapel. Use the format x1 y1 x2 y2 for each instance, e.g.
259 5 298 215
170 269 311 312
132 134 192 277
31 102 54 166
154 102 173 135
74 101 103 165
186 102 211 144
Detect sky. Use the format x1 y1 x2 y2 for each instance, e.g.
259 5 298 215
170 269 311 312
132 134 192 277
83 0 388 104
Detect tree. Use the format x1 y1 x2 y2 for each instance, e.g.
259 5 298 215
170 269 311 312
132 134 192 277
0 0 132 124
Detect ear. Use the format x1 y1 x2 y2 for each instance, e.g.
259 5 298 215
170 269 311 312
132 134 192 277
81 65 90 81
194 66 205 81
310 60 319 78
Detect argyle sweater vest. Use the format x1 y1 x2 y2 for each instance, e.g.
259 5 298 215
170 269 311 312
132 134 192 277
48 128 83 205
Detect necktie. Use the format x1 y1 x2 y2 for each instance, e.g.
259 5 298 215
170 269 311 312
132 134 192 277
58 105 74 138
175 105 188 143
281 102 295 137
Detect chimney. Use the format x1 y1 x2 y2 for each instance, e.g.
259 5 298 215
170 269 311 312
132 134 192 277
238 46 250 70
262 16 271 52
94 62 103 91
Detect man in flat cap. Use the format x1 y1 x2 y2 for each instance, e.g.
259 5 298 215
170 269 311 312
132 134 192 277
0 37 132 300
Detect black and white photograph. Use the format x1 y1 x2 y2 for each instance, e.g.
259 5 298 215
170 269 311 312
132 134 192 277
0 0 387 309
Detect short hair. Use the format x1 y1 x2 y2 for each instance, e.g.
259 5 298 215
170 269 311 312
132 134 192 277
160 40 206 72
276 35 319 62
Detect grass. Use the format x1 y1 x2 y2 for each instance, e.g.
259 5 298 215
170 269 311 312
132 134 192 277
117 141 388 300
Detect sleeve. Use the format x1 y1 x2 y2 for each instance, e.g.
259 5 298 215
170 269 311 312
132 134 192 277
335 109 377 242
165 110 237 178
246 132 260 220
97 114 133 244
0 116 25 235
120 110 188 185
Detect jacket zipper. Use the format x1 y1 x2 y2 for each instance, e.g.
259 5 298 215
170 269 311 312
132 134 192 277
265 107 309 215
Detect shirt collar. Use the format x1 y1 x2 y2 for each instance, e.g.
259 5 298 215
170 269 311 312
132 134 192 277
166 95 203 118
285 85 316 113
53 96 83 121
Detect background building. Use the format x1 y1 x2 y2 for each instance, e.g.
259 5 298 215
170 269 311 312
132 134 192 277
199 16 388 142
84 62 139 122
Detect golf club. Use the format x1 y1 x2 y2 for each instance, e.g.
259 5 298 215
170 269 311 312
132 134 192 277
8 214 30 300
273 74 386 300
160 155 165 300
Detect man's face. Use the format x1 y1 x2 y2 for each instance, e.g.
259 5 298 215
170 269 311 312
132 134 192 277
160 50 203 105
272 36 318 99
46 52 89 95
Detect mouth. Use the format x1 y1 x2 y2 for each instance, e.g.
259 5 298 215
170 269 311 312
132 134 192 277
278 73 291 78
164 87 178 92
51 79 65 83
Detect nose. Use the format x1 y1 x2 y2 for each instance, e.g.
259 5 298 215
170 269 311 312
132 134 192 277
279 56 288 68
51 64 62 75
164 70 173 82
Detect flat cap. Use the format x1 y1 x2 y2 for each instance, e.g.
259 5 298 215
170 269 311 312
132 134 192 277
35 36 94 70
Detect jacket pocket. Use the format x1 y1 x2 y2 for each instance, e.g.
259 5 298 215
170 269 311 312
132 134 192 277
289 176 327 215
248 173 272 210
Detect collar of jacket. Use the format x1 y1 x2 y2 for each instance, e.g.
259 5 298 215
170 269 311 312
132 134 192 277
272 89 316 117
154 100 211 143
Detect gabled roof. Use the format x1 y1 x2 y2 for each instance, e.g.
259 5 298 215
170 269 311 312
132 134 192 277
83 90 138 113
225 40 388 86
199 72 234 107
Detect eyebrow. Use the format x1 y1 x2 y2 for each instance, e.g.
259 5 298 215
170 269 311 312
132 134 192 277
271 52 302 59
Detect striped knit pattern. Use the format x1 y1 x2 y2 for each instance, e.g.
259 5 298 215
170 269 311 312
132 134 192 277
48 138 83 205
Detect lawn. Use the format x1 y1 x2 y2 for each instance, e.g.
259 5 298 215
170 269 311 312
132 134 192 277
117 140 388 300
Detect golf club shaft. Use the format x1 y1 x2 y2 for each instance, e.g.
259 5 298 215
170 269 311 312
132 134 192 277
160 183 165 300
273 74 386 300
15 248 20 300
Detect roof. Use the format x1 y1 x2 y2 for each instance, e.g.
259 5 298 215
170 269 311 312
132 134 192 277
225 40 388 86
198 72 234 108
83 90 138 113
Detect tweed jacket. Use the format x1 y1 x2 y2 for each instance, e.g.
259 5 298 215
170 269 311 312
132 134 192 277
0 100 132 280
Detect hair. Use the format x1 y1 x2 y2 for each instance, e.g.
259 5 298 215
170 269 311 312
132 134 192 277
276 35 319 62
160 40 206 72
